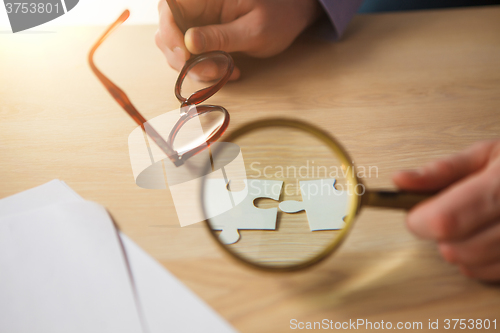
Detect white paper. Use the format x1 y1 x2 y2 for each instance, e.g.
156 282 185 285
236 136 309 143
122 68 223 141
121 234 237 333
0 180 237 333
0 179 83 217
0 201 145 333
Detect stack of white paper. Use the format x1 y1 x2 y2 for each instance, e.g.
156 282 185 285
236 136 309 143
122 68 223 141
0 180 237 333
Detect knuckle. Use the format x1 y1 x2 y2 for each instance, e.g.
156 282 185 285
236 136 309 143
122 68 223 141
216 29 230 50
439 243 458 263
459 265 476 278
155 28 168 48
472 139 493 152
440 242 482 266
167 60 179 71
247 26 274 56
432 159 456 176
154 30 162 47
251 8 267 30
158 0 168 12
491 140 500 159
461 264 500 282
488 175 500 208
250 10 270 39
431 211 457 240
162 49 181 72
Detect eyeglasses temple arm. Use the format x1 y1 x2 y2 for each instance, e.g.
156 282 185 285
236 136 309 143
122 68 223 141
88 10 182 166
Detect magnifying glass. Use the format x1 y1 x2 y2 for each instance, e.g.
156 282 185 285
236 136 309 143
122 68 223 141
201 118 432 271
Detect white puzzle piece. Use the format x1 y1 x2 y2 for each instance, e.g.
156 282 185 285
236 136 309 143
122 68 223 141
204 179 283 244
279 179 350 231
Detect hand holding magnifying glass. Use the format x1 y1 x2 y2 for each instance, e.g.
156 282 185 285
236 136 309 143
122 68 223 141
394 140 500 282
201 119 500 281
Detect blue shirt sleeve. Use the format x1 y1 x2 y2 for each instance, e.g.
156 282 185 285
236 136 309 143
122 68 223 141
316 0 364 40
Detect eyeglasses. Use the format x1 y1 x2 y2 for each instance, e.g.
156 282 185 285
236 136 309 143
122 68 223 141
88 10 234 167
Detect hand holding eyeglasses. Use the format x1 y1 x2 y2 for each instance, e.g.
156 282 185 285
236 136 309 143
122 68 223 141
155 0 322 81
89 10 234 166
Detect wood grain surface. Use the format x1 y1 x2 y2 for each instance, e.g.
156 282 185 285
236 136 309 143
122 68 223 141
1 6 499 332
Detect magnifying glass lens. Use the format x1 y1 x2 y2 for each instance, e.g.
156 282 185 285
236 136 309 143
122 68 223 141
202 122 359 270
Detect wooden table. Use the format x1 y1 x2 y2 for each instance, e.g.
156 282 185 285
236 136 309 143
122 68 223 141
1 6 499 332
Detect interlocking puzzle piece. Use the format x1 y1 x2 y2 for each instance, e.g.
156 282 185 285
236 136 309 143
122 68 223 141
204 179 283 244
279 179 349 231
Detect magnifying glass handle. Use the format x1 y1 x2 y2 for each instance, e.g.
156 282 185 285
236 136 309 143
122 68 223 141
362 190 434 210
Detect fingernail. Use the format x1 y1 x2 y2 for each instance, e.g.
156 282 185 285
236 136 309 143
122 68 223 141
173 46 187 62
402 168 426 178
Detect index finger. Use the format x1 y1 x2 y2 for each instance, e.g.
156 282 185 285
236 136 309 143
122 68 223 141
407 158 500 241
157 0 190 58
393 140 498 192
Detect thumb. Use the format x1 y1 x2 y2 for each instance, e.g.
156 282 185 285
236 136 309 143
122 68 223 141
184 15 255 54
393 141 497 192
